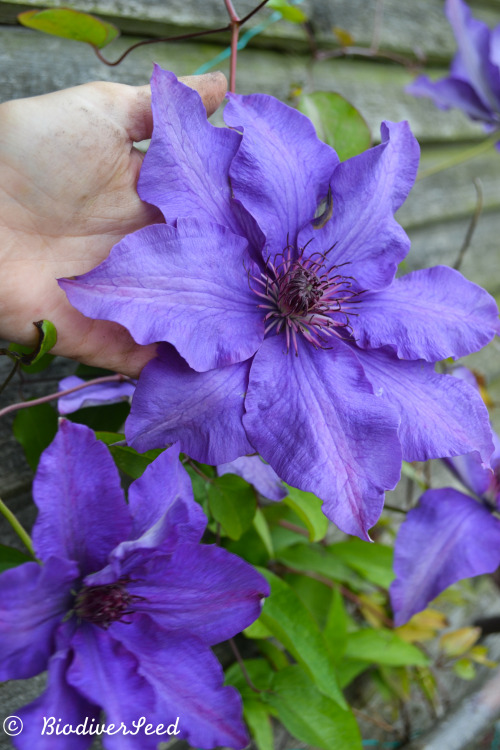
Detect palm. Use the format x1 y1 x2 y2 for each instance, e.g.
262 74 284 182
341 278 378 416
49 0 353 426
0 75 226 376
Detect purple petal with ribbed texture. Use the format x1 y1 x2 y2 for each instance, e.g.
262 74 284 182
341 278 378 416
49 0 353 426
121 544 268 645
243 337 401 539
446 0 500 112
57 376 136 415
297 121 419 292
13 628 100 750
0 557 78 680
224 92 339 253
406 75 497 122
352 346 494 464
32 421 131 575
61 219 263 372
106 445 207 566
138 66 242 234
391 488 500 625
67 624 159 750
353 266 499 361
111 615 249 749
126 344 253 462
218 455 287 501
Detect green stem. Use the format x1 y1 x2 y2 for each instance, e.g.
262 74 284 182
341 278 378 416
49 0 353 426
417 132 500 181
0 496 36 559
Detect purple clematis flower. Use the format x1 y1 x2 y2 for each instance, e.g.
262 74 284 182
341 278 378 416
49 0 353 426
390 368 500 626
60 67 498 540
57 375 136 415
218 455 287 502
407 0 500 135
0 420 268 750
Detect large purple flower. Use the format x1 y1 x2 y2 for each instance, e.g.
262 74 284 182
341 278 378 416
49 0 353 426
0 420 268 750
60 67 498 539
390 368 500 626
407 0 500 133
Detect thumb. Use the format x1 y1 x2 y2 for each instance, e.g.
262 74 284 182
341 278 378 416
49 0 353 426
129 71 228 142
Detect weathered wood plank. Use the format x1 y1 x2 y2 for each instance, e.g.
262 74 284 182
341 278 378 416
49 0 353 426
0 0 499 60
0 25 489 147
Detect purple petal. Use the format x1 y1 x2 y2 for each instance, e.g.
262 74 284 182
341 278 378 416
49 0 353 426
67 624 159 750
13 630 99 750
138 67 242 233
218 455 287 501
57 376 136 415
297 121 419 292
125 544 268 645
446 0 500 113
390 488 500 625
224 92 339 252
243 337 402 539
126 344 253 462
352 346 494 464
0 557 78 680
109 444 207 563
406 75 497 122
111 614 249 750
353 266 499 361
61 219 263 372
32 421 132 575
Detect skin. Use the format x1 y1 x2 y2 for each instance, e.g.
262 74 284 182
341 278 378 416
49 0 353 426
0 72 227 377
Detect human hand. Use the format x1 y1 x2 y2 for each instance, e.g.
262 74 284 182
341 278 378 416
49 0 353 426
0 72 227 377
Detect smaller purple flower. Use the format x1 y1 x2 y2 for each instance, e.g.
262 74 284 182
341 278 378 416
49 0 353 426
57 375 136 415
218 455 287 501
0 420 268 750
390 368 500 626
407 0 500 135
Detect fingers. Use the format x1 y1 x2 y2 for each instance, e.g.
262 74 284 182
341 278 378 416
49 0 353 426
129 71 227 142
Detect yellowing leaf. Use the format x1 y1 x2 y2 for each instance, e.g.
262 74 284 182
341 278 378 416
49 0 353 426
453 658 476 680
440 627 481 658
333 26 354 46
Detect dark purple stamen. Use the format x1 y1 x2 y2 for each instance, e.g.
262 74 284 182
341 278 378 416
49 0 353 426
251 243 362 354
74 577 143 629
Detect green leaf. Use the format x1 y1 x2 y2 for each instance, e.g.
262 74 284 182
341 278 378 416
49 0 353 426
258 568 346 707
244 700 274 750
13 403 58 471
268 0 307 23
336 658 371 688
225 658 274 698
68 401 129 432
453 658 476 680
0 544 32 573
3 320 57 369
276 543 369 590
18 8 119 48
283 485 328 542
257 639 289 671
107 445 163 479
253 508 274 559
324 587 348 663
8 343 55 373
285 572 332 627
208 474 257 540
328 539 395 588
244 618 273 640
298 91 371 161
344 629 429 667
263 666 362 750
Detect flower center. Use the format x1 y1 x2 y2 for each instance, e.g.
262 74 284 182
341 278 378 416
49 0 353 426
74 577 142 629
251 244 361 354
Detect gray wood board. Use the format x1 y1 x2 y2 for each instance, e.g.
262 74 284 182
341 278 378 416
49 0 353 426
0 25 490 147
0 0 499 60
